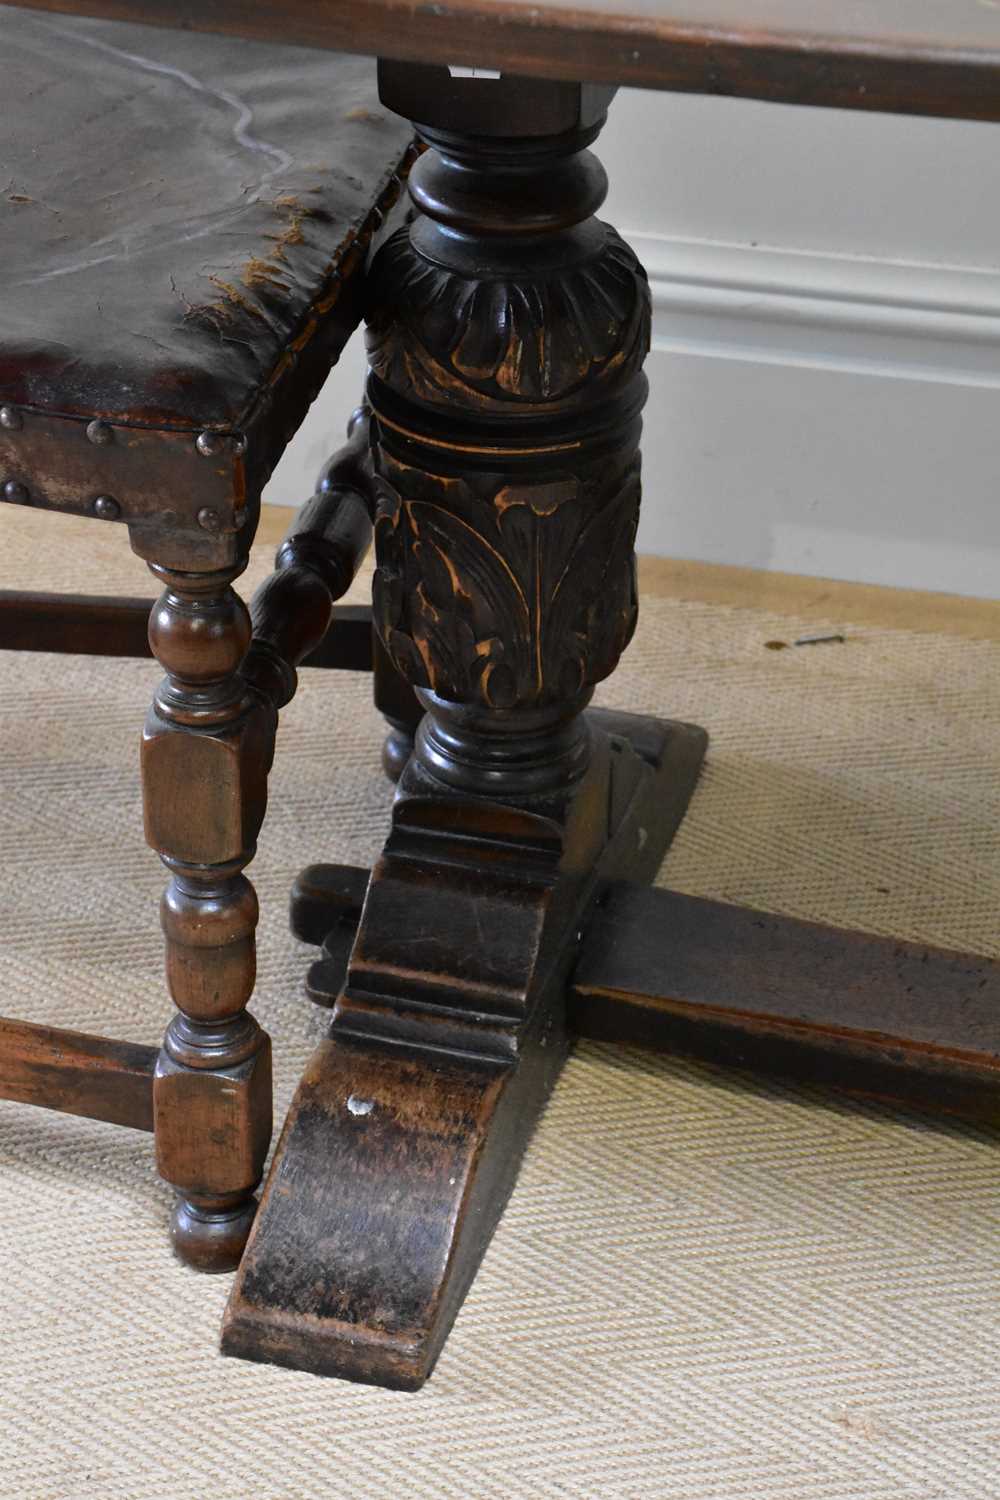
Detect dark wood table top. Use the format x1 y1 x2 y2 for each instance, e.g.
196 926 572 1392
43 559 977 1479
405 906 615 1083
9 0 1000 119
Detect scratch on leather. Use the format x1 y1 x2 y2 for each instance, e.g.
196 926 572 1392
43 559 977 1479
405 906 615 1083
34 18 294 177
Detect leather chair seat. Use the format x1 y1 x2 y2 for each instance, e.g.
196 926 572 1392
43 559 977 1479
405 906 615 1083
0 7 413 563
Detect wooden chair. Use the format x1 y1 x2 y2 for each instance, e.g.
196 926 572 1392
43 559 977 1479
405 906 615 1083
0 9 414 1271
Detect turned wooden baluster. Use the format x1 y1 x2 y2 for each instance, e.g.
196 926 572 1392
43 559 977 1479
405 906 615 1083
241 406 421 775
242 412 376 710
141 422 377 1272
142 561 273 1271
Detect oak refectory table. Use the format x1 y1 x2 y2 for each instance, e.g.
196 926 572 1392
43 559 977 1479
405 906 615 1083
4 0 1000 1388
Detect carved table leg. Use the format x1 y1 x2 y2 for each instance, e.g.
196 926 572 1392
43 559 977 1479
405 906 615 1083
142 562 273 1271
222 69 707 1384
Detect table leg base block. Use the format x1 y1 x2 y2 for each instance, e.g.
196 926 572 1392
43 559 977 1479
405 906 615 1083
587 707 708 869
291 707 709 998
222 709 707 1386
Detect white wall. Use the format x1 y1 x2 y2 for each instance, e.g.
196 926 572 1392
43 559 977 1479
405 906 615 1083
264 90 1000 597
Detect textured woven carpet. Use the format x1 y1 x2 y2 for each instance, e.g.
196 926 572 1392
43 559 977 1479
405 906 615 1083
1 505 998 1500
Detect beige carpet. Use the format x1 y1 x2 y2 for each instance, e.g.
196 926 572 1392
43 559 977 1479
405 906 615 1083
1 505 999 1500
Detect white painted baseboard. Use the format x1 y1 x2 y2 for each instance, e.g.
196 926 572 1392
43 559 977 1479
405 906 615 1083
636 234 1000 388
625 234 1000 596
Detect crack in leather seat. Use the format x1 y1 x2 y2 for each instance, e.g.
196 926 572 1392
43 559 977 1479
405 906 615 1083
0 6 414 566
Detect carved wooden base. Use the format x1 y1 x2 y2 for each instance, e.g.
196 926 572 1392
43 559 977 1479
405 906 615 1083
220 707 707 1387
218 676 1000 1387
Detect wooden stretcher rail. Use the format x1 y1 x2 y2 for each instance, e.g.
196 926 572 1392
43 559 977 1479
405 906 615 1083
571 884 1000 1124
0 1018 157 1131
278 858 1000 1125
0 592 375 672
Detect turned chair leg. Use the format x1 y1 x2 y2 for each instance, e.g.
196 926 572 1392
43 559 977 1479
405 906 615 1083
0 425 376 1274
138 421 375 1270
141 561 274 1272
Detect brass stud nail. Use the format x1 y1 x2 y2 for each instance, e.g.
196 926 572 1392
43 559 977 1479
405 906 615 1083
197 506 222 533
86 420 113 446
2 479 29 504
93 494 120 520
196 431 222 457
232 434 247 456
0 406 22 431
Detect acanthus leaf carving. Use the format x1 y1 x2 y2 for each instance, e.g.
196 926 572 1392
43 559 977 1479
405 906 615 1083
372 452 640 711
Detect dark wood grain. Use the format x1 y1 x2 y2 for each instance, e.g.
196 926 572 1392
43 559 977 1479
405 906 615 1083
8 0 1000 119
0 1019 156 1130
572 885 1000 1123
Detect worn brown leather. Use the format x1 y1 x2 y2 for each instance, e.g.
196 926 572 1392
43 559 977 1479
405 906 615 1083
1 7 413 430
